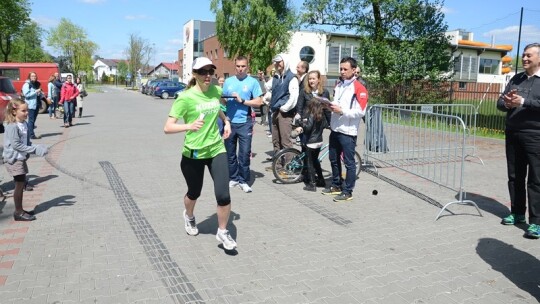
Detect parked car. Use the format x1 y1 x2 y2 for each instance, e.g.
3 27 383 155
154 81 186 99
0 76 20 131
143 79 166 95
174 88 186 99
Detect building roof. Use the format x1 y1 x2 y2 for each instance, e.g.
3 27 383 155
96 59 128 67
156 62 179 71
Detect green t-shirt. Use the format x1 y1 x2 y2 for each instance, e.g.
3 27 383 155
169 85 225 159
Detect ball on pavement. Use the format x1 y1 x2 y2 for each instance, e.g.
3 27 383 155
372 189 378 195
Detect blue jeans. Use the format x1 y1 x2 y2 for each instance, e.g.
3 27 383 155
63 102 75 124
27 108 38 139
49 95 59 117
225 120 253 184
328 131 357 195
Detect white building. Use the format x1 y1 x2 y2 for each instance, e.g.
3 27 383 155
93 59 126 81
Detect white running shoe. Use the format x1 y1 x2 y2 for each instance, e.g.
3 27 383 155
239 183 252 193
216 229 237 250
229 181 239 188
183 210 199 236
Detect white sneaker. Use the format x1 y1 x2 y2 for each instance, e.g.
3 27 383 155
183 210 199 236
239 183 252 193
216 229 237 250
229 181 239 188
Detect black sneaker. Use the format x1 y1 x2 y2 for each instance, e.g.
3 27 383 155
14 212 36 221
333 192 353 202
322 186 341 195
303 184 316 192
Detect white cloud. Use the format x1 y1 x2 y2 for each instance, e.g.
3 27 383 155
483 25 540 43
125 15 150 20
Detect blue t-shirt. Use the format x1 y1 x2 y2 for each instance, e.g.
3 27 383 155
223 75 263 123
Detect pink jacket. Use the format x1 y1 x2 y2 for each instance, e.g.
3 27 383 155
60 82 79 103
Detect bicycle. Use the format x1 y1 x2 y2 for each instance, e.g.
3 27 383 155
271 143 362 184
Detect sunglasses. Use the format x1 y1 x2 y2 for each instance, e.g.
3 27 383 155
196 69 214 76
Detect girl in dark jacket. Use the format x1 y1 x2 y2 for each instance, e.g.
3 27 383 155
293 98 328 191
296 70 331 124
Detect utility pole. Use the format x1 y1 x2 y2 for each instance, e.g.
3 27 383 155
515 7 523 74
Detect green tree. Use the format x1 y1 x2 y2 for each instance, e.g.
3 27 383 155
47 18 98 75
0 0 31 62
117 60 128 83
210 0 297 72
124 33 152 84
11 21 52 62
301 0 451 84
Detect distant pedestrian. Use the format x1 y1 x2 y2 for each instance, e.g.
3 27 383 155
163 57 237 250
75 77 85 118
59 75 79 128
2 98 48 221
47 75 58 119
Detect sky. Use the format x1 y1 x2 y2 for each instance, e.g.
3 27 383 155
30 0 540 66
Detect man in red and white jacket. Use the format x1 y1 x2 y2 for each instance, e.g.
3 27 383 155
322 57 368 202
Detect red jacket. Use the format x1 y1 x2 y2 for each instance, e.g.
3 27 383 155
60 82 79 103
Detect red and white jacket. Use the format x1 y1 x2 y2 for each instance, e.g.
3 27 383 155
330 79 368 136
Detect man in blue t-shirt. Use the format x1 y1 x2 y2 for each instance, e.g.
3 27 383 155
223 56 263 193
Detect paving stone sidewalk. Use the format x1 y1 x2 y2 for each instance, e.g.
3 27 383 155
0 86 538 303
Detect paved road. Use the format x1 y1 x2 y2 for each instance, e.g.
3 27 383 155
0 86 538 303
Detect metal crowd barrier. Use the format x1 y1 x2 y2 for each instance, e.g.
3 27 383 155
364 104 482 220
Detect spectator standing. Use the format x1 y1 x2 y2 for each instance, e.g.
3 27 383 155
21 72 43 140
75 77 85 118
292 98 328 192
296 70 331 125
59 75 79 128
2 98 48 221
266 54 299 169
47 75 58 119
497 42 540 239
163 57 237 250
256 70 268 126
322 57 368 202
223 56 263 193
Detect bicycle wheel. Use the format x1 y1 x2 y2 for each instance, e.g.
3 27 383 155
272 148 304 184
354 151 362 177
340 151 363 179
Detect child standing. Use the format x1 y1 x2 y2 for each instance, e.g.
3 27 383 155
292 98 328 192
3 99 48 221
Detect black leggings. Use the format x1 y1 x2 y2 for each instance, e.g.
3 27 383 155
180 152 231 206
305 147 323 184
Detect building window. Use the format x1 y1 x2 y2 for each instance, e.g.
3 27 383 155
215 49 218 59
479 58 499 75
351 47 359 60
328 46 340 64
299 46 315 63
458 82 467 90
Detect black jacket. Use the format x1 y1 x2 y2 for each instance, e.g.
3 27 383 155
300 114 328 145
297 88 331 124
